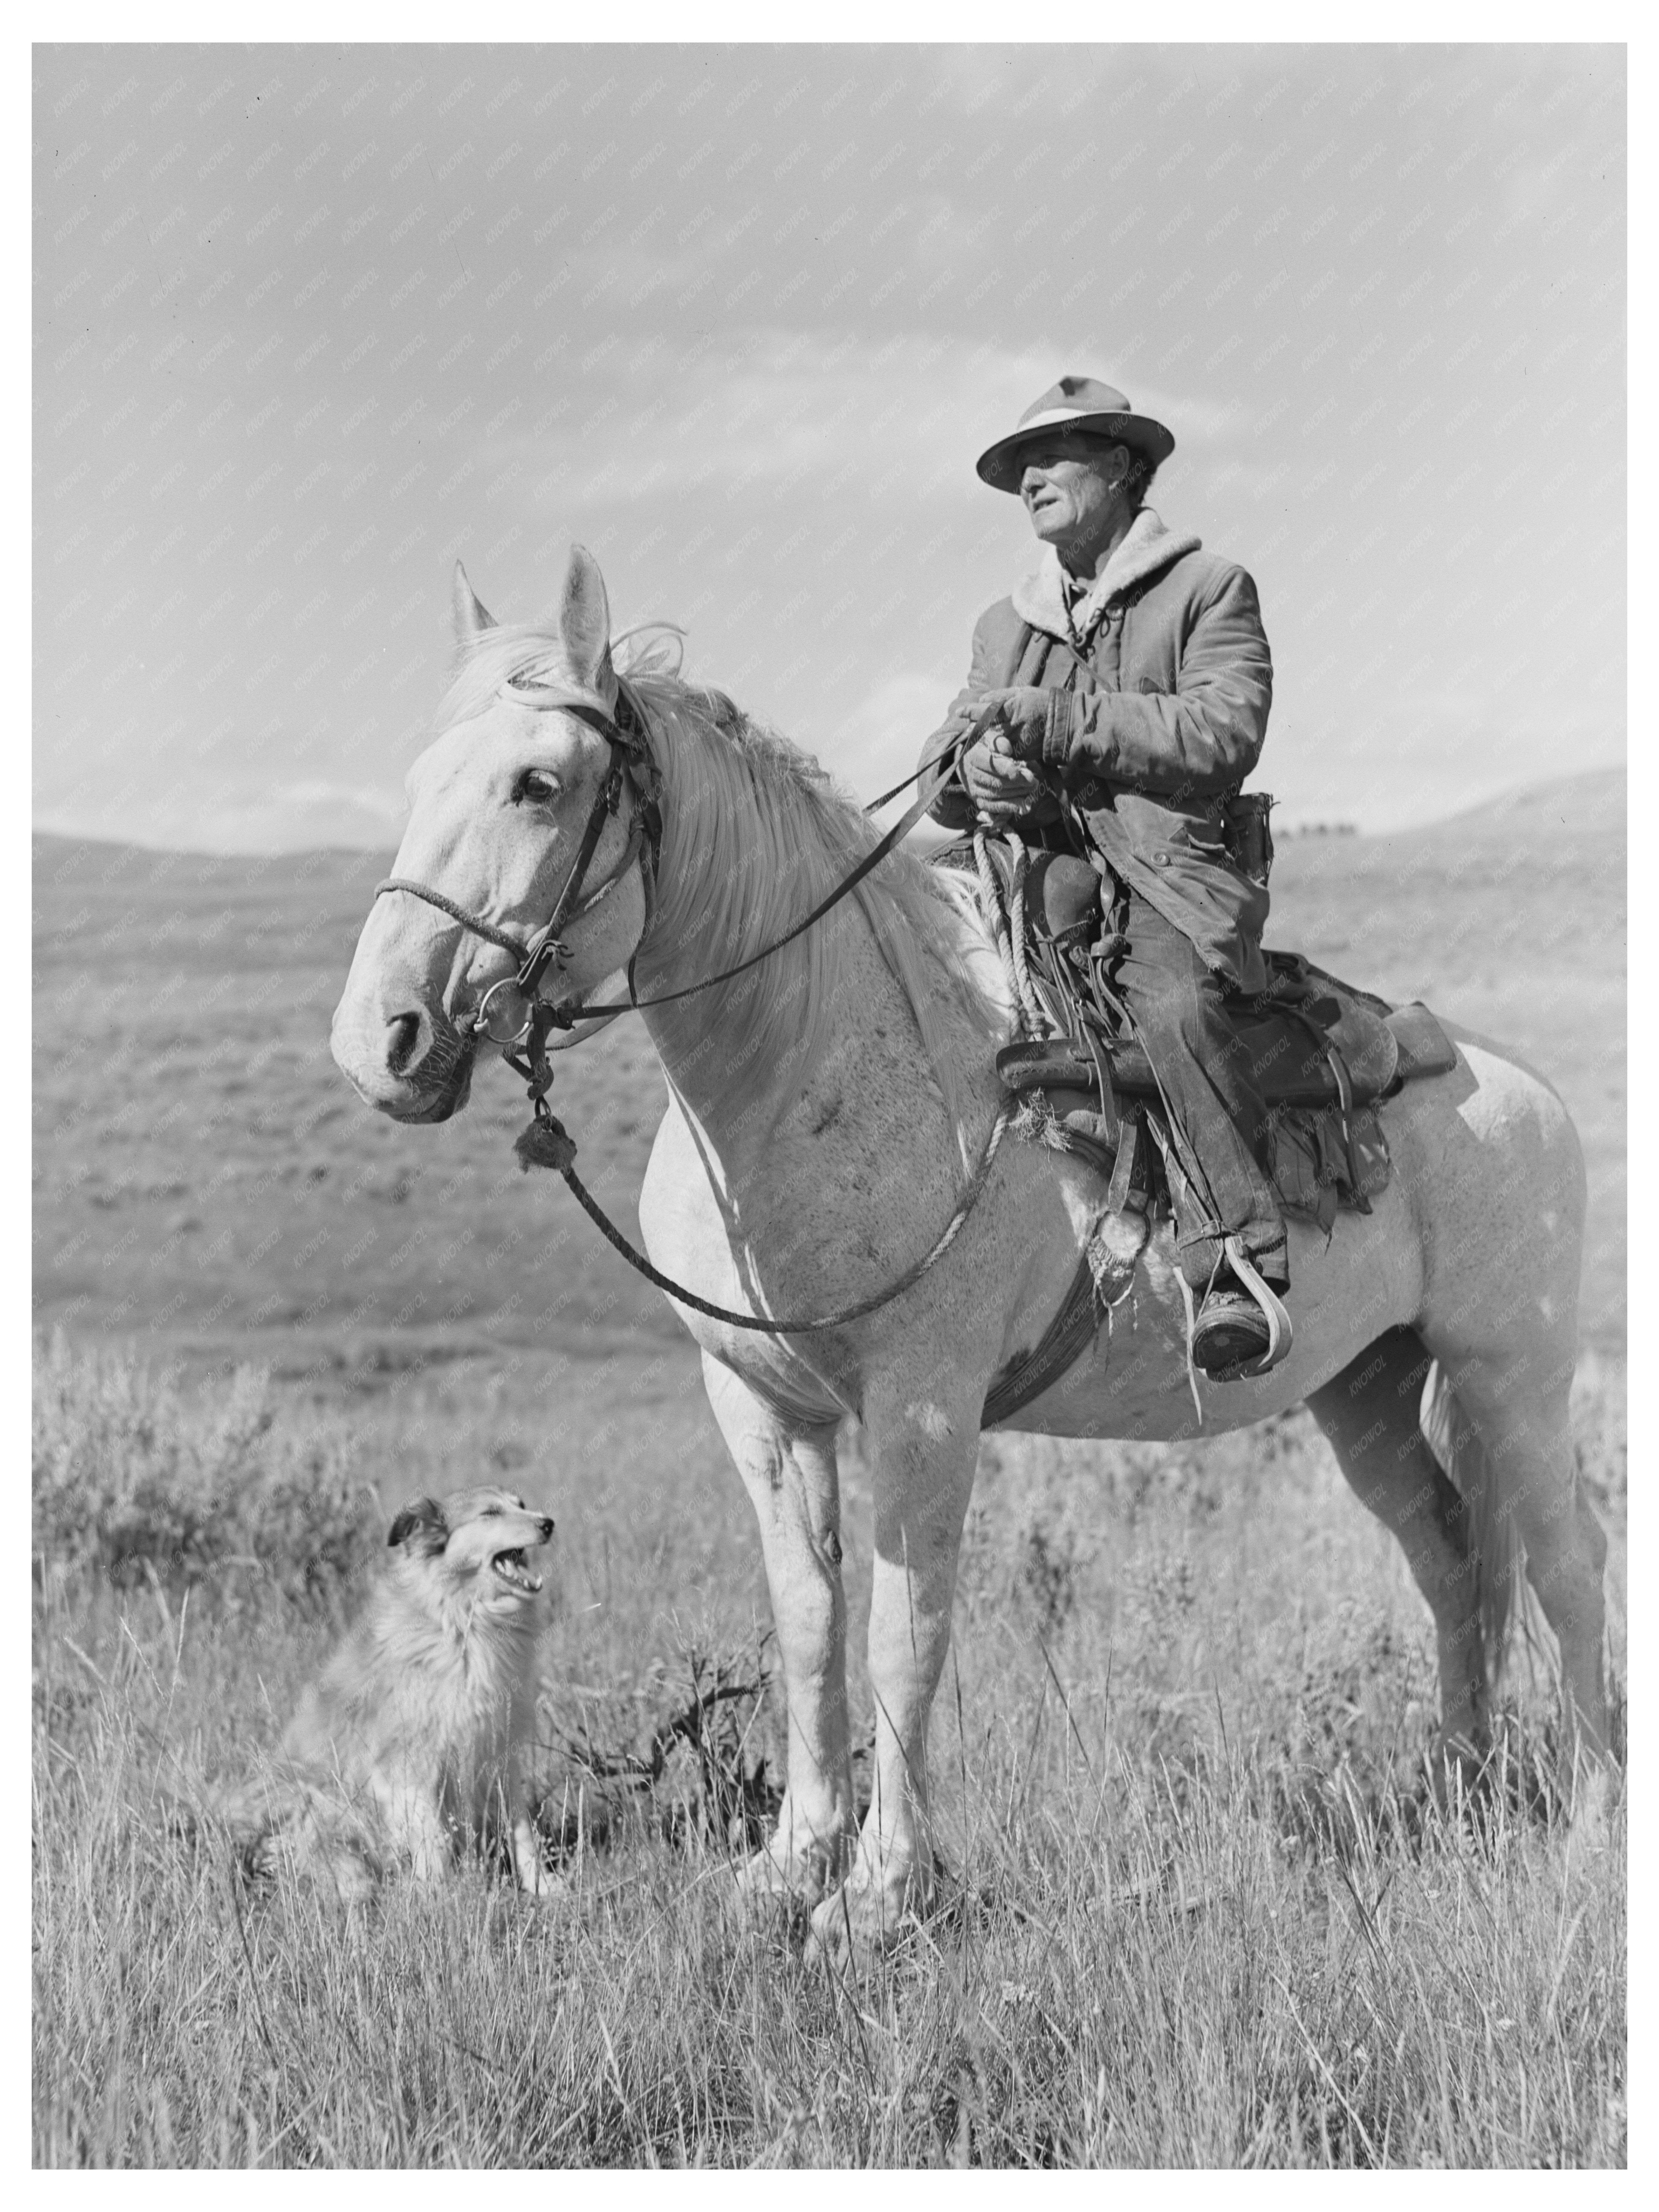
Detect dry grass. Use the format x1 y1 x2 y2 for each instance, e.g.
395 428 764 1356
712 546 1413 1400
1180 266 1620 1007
33 1341 1626 2168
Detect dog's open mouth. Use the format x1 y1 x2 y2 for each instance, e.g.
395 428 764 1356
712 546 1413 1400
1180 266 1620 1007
490 1547 543 1595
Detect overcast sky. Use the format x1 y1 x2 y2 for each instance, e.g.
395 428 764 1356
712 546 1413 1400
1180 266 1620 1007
34 42 1625 851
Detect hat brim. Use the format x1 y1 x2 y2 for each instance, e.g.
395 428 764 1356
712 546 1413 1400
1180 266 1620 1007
976 408 1176 493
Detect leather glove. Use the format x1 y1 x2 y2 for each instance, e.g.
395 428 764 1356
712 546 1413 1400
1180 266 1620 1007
974 687 1054 760
962 732 1043 823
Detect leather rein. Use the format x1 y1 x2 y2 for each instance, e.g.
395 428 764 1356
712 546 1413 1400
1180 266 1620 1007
373 681 999 1336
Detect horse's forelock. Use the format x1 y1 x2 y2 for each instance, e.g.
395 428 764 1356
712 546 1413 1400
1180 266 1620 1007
431 622 592 738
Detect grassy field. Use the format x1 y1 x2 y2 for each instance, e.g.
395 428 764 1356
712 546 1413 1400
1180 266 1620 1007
32 767 1626 2166
33 1335 1626 2166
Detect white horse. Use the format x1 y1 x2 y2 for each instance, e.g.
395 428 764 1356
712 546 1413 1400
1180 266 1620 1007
333 547 1610 1959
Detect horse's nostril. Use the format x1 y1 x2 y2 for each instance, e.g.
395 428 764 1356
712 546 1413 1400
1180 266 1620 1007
384 1011 425 1076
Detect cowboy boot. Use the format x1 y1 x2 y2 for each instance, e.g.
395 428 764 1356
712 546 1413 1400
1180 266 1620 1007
1191 1277 1272 1372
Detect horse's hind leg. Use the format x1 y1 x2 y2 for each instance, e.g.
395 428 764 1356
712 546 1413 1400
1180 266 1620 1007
1432 1344 1610 1782
1408 1049 1609 1796
1307 1326 1490 1766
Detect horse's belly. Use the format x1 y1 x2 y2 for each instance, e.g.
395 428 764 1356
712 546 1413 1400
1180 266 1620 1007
996 1320 1331 1440
995 1192 1424 1443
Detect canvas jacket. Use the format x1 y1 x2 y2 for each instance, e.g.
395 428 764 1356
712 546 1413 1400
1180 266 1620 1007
920 507 1273 991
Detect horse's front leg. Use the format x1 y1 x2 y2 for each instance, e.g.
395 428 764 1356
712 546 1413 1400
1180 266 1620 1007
807 1381 980 1966
701 1353 858 1904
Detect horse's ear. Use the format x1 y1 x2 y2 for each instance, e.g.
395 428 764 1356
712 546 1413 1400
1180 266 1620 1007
558 544 616 702
452 561 497 651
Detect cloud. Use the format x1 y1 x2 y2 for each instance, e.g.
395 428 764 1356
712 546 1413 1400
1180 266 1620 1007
31 47 1625 858
472 329 1261 558
819 666 959 803
480 328 1067 513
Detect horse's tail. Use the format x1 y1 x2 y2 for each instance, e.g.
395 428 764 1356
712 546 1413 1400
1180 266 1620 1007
1420 1360 1524 1688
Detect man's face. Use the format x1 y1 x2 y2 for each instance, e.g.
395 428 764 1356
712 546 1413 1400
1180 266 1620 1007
1017 435 1132 556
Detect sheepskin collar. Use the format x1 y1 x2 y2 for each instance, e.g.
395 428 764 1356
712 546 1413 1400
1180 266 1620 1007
1011 507 1203 643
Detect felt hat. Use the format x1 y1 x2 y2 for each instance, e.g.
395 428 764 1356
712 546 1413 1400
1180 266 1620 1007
975 375 1176 493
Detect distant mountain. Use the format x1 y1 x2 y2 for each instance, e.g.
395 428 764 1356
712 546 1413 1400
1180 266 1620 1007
1416 764 1622 840
30 764 1624 874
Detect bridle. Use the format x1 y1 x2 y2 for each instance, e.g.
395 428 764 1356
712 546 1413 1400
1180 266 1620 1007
374 675 663 1066
366 672 1010 1340
376 675 990 1064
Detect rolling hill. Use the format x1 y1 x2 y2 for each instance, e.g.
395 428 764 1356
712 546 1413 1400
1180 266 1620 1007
31 766 1624 1389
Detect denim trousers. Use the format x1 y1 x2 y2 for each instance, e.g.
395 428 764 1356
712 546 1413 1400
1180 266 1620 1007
1110 889 1286 1290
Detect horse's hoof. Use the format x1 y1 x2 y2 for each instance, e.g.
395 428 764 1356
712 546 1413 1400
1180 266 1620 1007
803 1887 860 1971
1429 1731 1491 1812
735 1850 811 1911
735 1832 845 1910
803 1876 921 1969
1562 1761 1616 1873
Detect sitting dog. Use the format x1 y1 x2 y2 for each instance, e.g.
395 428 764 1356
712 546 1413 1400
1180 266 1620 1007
215 1485 556 1900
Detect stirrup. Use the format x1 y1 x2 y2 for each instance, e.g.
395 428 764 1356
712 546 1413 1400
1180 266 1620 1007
1203 1236 1293 1378
1190 1287 1272 1376
995 1037 1099 1095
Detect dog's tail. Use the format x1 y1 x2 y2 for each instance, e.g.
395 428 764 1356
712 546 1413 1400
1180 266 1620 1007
196 1771 386 1898
215 1774 303 1845
159 1768 312 1881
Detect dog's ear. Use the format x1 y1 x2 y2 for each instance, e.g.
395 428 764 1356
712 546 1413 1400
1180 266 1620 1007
387 1497 448 1551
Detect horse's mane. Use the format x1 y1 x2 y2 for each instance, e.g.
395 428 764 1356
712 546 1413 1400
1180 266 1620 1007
434 623 1009 1154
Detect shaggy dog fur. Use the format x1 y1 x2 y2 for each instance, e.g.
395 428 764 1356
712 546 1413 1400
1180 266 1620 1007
213 1485 556 1900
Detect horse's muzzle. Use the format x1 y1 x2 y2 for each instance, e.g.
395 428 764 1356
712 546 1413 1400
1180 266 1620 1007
330 1000 476 1122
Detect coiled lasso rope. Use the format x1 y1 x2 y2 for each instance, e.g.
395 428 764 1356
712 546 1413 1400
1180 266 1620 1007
973 828 1046 1041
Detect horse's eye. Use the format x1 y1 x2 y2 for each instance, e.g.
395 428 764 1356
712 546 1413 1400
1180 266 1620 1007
512 768 558 806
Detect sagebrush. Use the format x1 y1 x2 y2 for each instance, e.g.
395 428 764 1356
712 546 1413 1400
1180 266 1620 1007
32 1332 375 1600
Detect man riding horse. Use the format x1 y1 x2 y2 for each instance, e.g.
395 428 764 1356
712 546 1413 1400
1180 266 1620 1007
919 374 1288 1376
